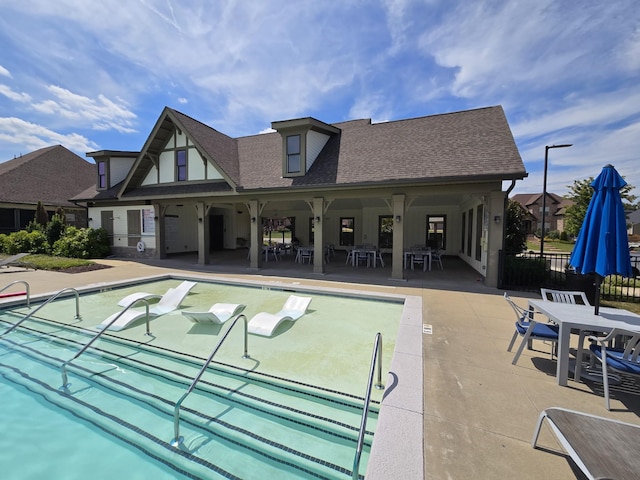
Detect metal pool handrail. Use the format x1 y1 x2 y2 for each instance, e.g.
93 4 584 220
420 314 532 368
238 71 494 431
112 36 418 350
60 297 153 389
0 280 31 307
352 332 384 480
1 287 80 336
171 314 250 447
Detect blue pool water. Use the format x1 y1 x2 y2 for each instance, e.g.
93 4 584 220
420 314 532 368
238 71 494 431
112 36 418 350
0 278 404 479
0 372 183 480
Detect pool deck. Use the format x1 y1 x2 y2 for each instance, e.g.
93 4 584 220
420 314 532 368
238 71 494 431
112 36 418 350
2 254 640 479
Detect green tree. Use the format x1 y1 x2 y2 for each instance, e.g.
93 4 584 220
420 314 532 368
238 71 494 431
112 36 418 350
504 199 528 255
46 212 67 246
564 175 637 237
34 201 49 227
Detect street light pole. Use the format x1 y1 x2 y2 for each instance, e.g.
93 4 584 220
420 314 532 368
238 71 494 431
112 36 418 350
540 143 572 258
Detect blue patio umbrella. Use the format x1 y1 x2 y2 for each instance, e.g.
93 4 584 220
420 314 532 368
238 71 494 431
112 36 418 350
569 164 633 315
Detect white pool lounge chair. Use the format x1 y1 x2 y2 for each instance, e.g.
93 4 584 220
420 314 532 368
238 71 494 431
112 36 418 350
98 281 197 331
532 407 640 479
181 303 246 324
0 253 29 269
247 295 312 337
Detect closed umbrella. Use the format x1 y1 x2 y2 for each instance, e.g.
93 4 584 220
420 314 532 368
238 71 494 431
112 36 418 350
569 164 633 314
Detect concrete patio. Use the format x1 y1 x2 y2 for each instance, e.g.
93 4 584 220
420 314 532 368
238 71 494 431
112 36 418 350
2 251 640 479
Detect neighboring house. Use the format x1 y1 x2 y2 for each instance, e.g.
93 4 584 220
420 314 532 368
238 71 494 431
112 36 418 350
511 192 574 235
0 145 96 234
73 105 527 287
629 209 640 236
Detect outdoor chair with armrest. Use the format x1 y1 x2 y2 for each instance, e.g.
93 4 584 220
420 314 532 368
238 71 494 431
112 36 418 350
505 292 559 365
583 328 640 410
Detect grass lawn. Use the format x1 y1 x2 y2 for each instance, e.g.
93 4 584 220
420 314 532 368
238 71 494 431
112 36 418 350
527 239 574 253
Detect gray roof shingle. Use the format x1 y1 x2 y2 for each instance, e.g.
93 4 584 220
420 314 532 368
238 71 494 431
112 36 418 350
235 105 525 190
0 145 96 206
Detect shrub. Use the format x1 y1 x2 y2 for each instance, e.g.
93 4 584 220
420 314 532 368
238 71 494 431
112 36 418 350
46 213 67 246
2 230 49 254
52 227 110 259
547 230 560 240
502 255 548 287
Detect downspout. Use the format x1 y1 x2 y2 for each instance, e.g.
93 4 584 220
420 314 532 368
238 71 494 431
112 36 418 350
71 200 90 228
498 180 517 289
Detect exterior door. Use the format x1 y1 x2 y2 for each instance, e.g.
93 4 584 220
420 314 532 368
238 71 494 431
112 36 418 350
101 210 114 245
127 209 141 247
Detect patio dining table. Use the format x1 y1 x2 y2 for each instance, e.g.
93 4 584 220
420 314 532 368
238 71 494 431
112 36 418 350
525 299 640 386
403 249 432 271
294 246 314 264
351 248 380 267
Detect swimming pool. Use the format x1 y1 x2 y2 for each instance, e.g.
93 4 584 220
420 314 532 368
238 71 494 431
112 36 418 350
0 275 421 479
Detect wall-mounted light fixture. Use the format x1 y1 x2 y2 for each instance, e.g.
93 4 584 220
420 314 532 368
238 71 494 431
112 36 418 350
315 216 321 223
154 216 159 220
494 215 501 224
251 217 256 223
88 217 93 222
198 217 203 223
395 215 402 222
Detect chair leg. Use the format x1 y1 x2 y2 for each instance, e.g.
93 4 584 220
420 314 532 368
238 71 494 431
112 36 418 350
507 329 519 352
574 331 587 381
601 356 611 411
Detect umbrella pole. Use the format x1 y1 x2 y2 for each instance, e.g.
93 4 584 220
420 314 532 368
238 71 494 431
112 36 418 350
594 275 602 316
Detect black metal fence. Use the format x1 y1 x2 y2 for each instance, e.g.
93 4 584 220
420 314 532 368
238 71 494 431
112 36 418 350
499 251 640 303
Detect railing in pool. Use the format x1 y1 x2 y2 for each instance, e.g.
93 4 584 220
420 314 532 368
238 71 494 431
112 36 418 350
60 297 154 389
1 287 80 336
171 313 250 447
0 280 31 307
352 332 384 480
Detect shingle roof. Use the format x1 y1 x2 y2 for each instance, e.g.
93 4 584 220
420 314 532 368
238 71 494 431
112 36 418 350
0 145 95 206
82 105 527 201
236 105 525 190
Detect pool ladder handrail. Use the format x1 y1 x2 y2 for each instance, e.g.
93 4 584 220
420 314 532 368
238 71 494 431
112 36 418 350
352 332 384 480
60 297 154 389
1 287 80 337
0 280 31 308
171 313 249 447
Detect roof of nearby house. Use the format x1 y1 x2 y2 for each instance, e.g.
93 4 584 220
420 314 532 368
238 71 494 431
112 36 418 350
511 192 574 219
75 105 527 201
0 145 95 207
629 209 640 225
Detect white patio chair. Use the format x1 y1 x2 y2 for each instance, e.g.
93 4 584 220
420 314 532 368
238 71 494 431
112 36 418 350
505 292 558 365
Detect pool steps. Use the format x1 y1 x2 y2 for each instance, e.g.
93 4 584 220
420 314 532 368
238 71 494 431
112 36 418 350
0 317 378 479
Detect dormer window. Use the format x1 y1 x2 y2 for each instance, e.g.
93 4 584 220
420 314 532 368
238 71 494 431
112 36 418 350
272 117 340 178
97 161 107 189
286 135 301 174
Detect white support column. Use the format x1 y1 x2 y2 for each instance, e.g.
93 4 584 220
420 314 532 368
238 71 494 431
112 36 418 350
486 191 506 287
249 200 261 269
392 194 405 280
313 197 325 274
195 202 210 265
153 203 166 259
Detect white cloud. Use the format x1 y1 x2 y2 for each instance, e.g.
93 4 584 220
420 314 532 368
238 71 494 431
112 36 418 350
0 117 98 154
0 65 11 78
420 1 638 99
31 85 137 133
0 84 31 103
511 89 640 139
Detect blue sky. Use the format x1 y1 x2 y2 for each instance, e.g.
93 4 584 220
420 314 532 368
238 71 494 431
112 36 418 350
0 0 638 197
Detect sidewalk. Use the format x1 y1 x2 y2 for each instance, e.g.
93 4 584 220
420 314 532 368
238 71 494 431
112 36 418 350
2 257 640 479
